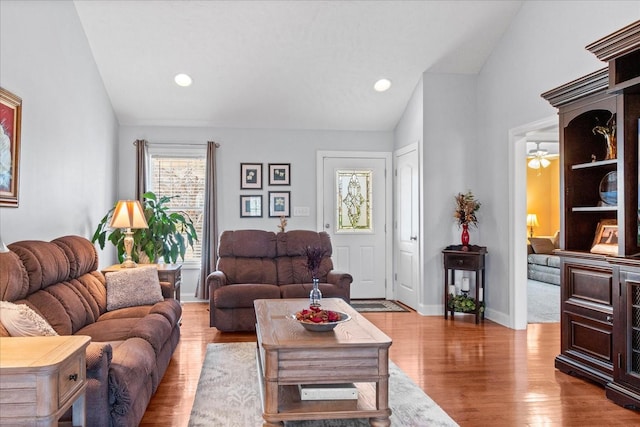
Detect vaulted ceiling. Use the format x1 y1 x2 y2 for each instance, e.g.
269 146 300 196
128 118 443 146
73 1 523 131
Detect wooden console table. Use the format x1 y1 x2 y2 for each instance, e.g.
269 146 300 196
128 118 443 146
442 245 487 324
0 335 91 426
102 263 182 301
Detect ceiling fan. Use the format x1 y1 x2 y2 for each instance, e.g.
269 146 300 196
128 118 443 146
527 142 558 170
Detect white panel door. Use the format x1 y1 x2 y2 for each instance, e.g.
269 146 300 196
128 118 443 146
394 145 419 309
321 156 387 299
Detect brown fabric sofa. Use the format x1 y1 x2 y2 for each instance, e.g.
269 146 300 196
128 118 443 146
0 235 181 427
208 229 352 331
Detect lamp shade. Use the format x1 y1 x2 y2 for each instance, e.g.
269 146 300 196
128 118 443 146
527 157 551 169
526 214 539 228
109 200 149 229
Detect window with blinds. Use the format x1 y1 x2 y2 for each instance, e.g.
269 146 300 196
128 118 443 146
149 153 206 264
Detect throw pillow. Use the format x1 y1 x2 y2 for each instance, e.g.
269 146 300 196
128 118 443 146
0 300 58 337
529 237 556 255
106 266 164 311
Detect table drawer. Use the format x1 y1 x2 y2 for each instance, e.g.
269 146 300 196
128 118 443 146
565 264 613 307
58 352 85 406
444 254 484 270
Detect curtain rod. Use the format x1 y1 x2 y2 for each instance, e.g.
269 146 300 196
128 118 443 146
134 140 220 148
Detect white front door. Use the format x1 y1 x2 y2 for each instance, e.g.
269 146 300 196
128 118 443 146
318 152 390 299
394 144 420 309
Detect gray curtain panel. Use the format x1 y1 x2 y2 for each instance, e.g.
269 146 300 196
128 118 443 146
134 139 148 201
197 141 219 300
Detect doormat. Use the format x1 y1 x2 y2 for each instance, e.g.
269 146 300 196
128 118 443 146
350 299 410 312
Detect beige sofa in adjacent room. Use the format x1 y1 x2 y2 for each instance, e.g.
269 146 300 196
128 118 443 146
527 233 561 286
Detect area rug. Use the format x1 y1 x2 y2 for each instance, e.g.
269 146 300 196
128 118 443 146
350 299 409 312
528 279 560 323
188 342 458 427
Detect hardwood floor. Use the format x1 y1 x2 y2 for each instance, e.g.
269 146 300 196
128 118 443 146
140 303 640 426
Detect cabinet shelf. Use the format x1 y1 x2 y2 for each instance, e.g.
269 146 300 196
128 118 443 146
572 206 617 212
571 159 617 170
610 75 640 93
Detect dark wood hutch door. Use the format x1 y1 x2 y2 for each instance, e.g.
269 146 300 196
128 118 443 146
609 263 640 408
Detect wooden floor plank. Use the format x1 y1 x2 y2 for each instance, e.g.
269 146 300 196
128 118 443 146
139 303 640 426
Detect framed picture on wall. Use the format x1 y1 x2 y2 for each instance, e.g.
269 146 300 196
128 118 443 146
0 87 22 207
268 163 291 185
240 163 262 189
240 195 263 217
269 191 290 217
590 219 618 256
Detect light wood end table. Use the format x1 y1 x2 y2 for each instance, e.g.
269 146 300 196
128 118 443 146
0 335 91 426
254 298 392 427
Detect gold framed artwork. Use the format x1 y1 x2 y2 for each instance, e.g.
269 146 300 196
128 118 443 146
0 87 22 207
590 219 618 256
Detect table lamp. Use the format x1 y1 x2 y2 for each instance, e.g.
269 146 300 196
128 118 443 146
526 213 539 238
109 200 149 268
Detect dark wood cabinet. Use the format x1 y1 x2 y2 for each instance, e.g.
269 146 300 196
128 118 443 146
543 70 635 255
542 21 640 410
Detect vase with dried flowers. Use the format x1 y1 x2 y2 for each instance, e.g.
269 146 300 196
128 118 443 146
454 191 481 249
278 215 287 232
306 246 325 307
592 113 617 160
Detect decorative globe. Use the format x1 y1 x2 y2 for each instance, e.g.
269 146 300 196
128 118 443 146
599 171 617 206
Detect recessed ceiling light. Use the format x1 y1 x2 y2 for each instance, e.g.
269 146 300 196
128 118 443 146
374 78 392 92
174 73 193 87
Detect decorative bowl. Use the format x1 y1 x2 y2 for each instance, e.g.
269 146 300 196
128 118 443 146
288 311 351 332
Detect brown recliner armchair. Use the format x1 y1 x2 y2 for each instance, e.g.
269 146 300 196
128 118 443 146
207 229 352 332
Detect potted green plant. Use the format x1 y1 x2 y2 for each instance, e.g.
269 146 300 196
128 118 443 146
92 191 198 264
447 293 484 313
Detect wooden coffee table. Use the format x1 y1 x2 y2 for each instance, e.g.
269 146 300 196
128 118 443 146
254 298 392 427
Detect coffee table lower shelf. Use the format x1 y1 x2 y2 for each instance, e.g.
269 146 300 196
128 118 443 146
256 348 391 426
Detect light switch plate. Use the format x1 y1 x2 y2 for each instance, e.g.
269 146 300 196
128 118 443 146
293 206 310 216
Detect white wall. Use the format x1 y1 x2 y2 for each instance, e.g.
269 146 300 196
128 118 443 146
0 1 118 261
475 1 639 325
118 125 393 300
394 72 478 315
421 72 478 315
394 78 423 151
